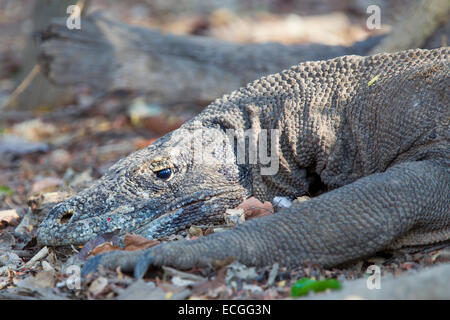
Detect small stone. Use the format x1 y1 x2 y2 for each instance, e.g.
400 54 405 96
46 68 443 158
224 208 245 226
188 225 203 237
88 277 108 296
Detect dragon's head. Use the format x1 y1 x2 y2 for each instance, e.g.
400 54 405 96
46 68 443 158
37 121 252 246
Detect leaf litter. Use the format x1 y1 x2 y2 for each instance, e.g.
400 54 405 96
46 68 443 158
0 0 448 300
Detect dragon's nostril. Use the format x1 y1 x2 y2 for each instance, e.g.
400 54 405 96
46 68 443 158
59 210 74 224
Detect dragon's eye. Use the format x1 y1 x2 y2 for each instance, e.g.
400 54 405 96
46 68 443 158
155 168 173 181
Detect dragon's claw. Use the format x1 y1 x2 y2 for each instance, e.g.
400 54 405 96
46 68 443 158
134 251 155 279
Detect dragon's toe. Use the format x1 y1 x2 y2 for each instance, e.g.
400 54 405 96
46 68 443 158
81 249 145 277
81 254 104 276
134 251 155 279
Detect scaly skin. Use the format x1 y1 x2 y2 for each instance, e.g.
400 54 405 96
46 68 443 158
36 48 450 277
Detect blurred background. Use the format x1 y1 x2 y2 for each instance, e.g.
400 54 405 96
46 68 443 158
0 0 448 211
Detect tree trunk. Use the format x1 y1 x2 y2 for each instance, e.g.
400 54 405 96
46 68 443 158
39 1 449 106
3 0 89 110
39 12 383 106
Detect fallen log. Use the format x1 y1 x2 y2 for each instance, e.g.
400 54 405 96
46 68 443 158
39 12 383 106
39 1 448 106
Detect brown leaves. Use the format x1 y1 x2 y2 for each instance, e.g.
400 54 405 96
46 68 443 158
191 267 227 296
77 232 121 260
81 233 160 259
90 242 121 256
122 234 160 251
88 277 109 297
236 197 274 220
223 197 273 228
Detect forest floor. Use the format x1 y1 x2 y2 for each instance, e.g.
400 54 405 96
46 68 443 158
0 0 448 300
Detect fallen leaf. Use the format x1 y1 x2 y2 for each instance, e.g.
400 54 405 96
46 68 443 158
13 210 40 243
88 277 108 296
91 242 121 256
191 267 227 296
236 197 273 220
17 270 56 289
127 98 188 135
49 149 72 168
78 232 121 260
123 233 160 251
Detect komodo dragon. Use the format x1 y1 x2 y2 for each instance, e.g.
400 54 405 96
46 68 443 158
37 47 449 278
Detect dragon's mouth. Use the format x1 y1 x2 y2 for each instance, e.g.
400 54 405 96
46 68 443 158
129 195 222 238
37 190 242 246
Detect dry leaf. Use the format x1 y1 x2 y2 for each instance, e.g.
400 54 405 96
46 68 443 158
17 270 55 289
191 267 227 296
88 277 108 296
78 232 121 260
123 233 160 251
91 242 121 256
236 197 273 220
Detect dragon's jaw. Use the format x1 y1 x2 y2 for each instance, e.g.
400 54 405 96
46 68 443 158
37 187 248 246
37 119 253 246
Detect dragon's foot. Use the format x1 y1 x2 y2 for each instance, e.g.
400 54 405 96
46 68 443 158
81 237 237 279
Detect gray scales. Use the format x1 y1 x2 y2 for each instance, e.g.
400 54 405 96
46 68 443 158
37 47 449 278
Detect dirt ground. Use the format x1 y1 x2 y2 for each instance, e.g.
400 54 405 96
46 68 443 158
0 0 448 300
